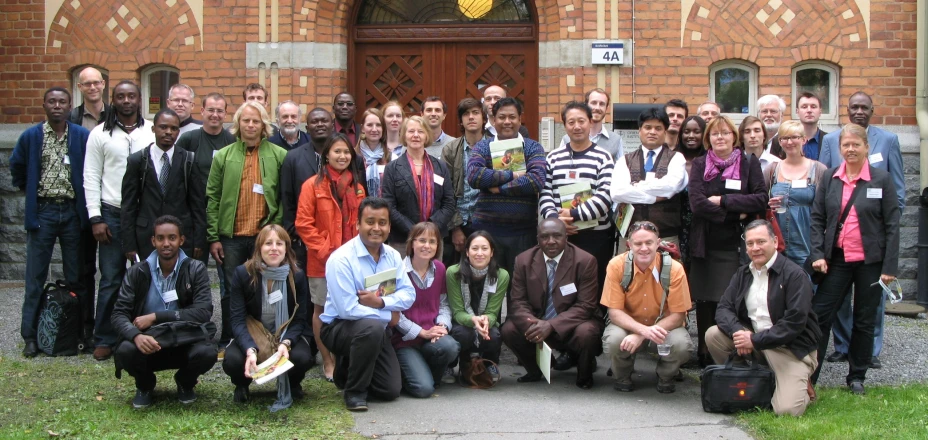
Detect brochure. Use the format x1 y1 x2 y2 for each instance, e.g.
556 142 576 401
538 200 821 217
251 353 294 385
365 269 397 297
536 341 552 384
558 181 598 230
489 137 526 172
615 203 635 238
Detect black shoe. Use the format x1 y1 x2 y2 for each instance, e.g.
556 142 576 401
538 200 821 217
613 377 634 392
22 341 38 358
870 356 882 369
674 370 685 382
656 378 676 394
826 351 848 363
132 389 153 409
292 384 305 400
576 377 594 389
177 385 197 404
552 352 578 371
233 385 249 403
517 372 543 383
848 381 866 395
698 352 712 368
344 393 368 412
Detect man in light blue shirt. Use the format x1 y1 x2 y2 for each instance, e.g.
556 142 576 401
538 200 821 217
321 197 415 411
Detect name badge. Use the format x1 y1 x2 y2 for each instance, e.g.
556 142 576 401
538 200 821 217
724 179 742 190
433 175 445 186
212 150 218 158
869 152 883 164
487 281 498 293
63 155 71 165
161 289 178 303
268 289 283 304
568 170 577 180
791 179 808 189
252 183 264 195
867 188 883 199
377 165 386 175
560 283 577 296
646 172 657 182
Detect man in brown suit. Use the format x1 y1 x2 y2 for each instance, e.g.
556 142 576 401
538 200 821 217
501 218 604 389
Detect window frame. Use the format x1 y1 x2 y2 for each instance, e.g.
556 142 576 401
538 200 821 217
70 65 110 108
791 62 840 125
709 60 758 125
140 64 180 121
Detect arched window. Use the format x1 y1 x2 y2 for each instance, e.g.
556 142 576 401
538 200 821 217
709 61 758 123
792 62 839 124
140 65 180 120
70 65 110 107
356 0 531 24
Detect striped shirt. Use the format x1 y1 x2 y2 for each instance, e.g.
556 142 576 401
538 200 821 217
233 146 267 237
538 142 614 230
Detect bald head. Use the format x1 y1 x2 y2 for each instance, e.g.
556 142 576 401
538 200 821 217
77 67 105 105
483 85 507 117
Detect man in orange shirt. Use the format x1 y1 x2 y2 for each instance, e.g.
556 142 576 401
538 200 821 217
601 221 692 393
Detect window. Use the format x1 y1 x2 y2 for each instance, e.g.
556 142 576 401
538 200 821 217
356 0 531 24
792 63 839 124
140 65 180 120
709 61 757 123
70 65 110 107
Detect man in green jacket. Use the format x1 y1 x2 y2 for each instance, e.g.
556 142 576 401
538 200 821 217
207 101 287 346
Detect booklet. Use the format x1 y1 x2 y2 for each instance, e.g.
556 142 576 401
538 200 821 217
251 353 294 385
365 269 397 297
535 341 552 384
614 203 635 238
558 181 598 230
489 137 526 172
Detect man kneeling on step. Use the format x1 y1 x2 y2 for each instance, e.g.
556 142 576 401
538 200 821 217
601 221 692 393
111 215 217 409
707 219 820 416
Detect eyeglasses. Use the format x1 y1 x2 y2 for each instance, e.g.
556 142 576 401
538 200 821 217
169 98 193 106
629 221 659 234
415 238 438 246
204 108 226 115
79 80 104 88
780 135 804 143
710 131 733 138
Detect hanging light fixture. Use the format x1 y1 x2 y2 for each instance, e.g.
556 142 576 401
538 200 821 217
458 0 493 19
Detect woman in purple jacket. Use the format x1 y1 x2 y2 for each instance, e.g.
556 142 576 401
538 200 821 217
391 222 461 397
688 115 768 366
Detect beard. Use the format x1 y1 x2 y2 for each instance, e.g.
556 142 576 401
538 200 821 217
280 125 299 138
763 122 780 133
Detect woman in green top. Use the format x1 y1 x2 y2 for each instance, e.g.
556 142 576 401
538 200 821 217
446 231 509 380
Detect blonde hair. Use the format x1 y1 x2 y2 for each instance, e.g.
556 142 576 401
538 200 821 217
230 101 274 140
839 123 869 147
703 115 740 151
777 120 804 138
401 115 433 147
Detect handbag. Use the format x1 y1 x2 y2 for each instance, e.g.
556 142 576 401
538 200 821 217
144 321 217 349
700 353 776 413
458 357 499 389
37 280 83 357
765 208 787 252
245 275 300 364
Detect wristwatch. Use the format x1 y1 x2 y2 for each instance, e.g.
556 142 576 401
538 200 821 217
281 339 292 351
246 347 257 357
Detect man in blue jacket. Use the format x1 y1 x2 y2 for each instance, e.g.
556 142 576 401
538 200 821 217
9 87 90 358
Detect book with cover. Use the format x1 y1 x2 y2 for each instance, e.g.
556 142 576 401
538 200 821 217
489 137 526 172
251 353 294 385
558 181 598 230
535 341 552 384
614 203 635 237
365 269 397 297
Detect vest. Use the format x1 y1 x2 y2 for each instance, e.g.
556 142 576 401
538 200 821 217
625 147 683 237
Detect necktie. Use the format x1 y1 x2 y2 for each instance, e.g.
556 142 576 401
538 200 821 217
644 150 655 173
159 152 170 194
544 259 557 320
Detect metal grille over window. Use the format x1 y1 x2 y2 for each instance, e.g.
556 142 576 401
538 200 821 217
356 0 531 24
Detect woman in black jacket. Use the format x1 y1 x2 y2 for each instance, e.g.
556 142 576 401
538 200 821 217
382 115 455 253
222 224 315 409
808 124 900 394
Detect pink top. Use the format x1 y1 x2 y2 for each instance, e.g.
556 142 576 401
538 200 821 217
834 160 870 263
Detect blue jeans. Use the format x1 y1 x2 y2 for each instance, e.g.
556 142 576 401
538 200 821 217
94 204 127 347
21 199 82 341
395 335 461 398
832 289 885 357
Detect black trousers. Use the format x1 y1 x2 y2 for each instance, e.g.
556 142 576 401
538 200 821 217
222 336 315 387
79 228 97 341
450 324 502 365
321 319 401 401
501 319 603 383
811 249 883 385
115 340 217 391
568 226 615 295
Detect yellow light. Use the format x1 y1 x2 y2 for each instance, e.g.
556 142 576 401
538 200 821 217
458 0 493 19
739 390 746 396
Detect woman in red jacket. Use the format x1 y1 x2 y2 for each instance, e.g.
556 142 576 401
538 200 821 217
295 133 366 381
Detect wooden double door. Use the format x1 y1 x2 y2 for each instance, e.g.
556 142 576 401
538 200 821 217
352 42 538 138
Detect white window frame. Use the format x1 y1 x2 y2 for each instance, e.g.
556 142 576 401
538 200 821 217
792 62 840 125
709 60 758 125
140 64 180 121
70 65 109 107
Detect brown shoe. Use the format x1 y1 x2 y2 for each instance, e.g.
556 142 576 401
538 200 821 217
93 346 113 361
807 381 817 402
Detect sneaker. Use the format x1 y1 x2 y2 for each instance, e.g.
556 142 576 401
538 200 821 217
656 378 676 394
233 385 249 403
441 367 457 384
613 376 634 392
177 385 197 404
132 389 153 409
848 381 866 395
486 364 500 382
826 351 848 363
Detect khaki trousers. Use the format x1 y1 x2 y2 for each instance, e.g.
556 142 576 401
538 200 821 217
602 323 691 381
706 325 818 417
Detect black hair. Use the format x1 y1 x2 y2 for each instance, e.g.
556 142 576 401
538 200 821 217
493 97 523 116
317 133 365 203
357 197 390 221
561 101 593 123
744 219 776 239
153 215 184 236
457 230 499 284
44 87 71 103
664 99 689 118
637 107 670 130
103 80 143 134
677 115 707 161
424 96 447 113
153 107 180 125
456 97 484 132
333 92 354 104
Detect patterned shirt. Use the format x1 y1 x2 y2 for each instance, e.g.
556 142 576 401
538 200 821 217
37 122 74 199
233 146 267 237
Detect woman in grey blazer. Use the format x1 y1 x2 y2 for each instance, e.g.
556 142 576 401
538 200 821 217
809 124 900 395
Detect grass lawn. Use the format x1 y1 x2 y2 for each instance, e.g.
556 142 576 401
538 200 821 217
738 383 928 440
0 355 357 439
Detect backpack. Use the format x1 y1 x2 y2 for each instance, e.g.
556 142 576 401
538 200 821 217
37 280 83 356
139 145 195 196
606 251 673 326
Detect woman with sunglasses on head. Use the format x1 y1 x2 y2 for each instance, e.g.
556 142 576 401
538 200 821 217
676 115 707 268
391 222 461 397
688 115 768 367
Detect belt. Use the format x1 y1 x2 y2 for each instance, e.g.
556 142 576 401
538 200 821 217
37 197 73 204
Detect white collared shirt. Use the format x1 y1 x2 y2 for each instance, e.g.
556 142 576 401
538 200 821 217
149 145 175 183
746 252 777 332
610 144 688 205
83 121 156 217
545 249 565 268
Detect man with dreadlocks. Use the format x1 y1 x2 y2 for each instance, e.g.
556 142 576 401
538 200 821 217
83 80 155 361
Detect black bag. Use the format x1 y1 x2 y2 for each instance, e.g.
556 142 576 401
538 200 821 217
37 280 82 356
700 353 776 413
143 321 217 349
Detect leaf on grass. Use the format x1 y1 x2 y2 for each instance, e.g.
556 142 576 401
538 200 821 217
371 435 379 439
47 430 59 437
95 396 103 401
97 391 104 395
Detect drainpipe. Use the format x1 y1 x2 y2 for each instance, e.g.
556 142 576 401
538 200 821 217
916 0 928 307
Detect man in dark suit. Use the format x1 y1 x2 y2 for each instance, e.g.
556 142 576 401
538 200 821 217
121 108 205 264
708 219 821 417
501 218 604 389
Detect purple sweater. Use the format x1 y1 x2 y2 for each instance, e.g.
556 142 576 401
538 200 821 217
392 260 447 349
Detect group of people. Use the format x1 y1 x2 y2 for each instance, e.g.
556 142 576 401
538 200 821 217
10 65 902 417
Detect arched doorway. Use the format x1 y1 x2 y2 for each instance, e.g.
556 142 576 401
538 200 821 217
350 0 538 138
